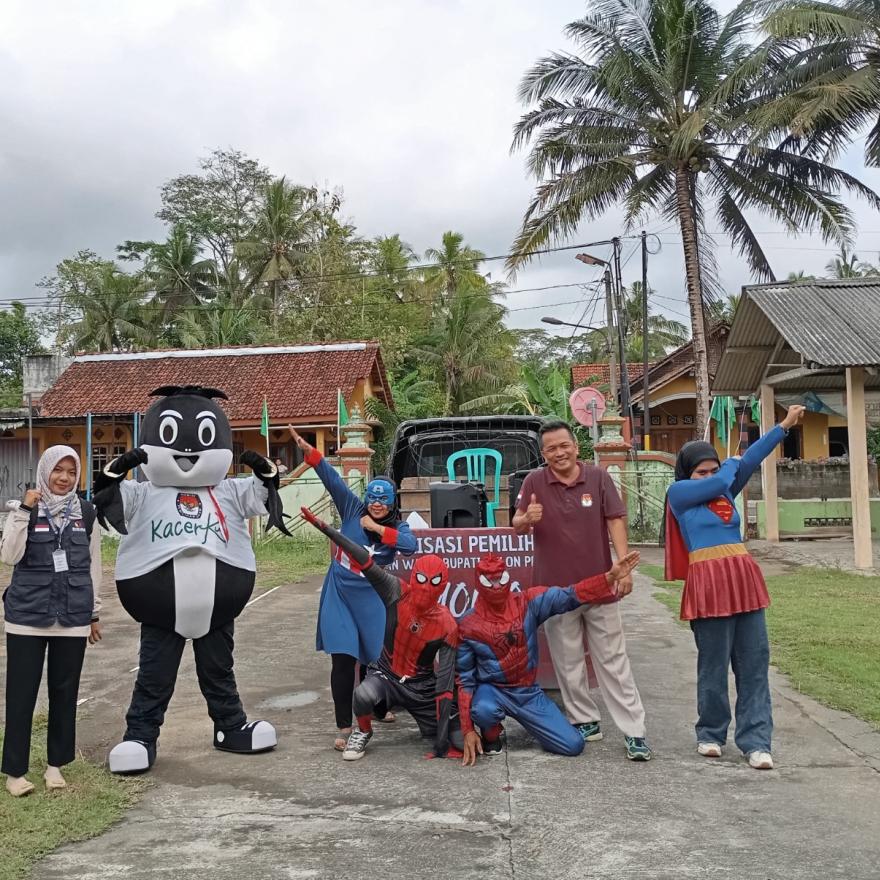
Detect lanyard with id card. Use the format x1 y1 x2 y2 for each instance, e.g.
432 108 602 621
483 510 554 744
42 500 73 573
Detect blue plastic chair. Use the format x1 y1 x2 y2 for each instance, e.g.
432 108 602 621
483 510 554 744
446 448 503 527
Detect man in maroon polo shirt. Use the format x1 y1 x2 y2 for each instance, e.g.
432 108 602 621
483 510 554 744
512 419 651 761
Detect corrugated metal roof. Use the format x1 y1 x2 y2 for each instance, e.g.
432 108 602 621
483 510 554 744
713 279 880 395
751 278 880 366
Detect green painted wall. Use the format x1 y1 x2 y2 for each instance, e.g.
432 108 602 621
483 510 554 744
754 499 880 537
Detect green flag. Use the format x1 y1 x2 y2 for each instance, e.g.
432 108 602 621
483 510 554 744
750 395 761 424
260 397 269 437
338 390 350 428
709 396 736 444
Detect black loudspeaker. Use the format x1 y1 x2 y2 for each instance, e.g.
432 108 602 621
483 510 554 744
430 482 486 528
508 470 532 520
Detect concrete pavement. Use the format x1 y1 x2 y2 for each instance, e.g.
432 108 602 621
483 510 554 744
7 566 880 879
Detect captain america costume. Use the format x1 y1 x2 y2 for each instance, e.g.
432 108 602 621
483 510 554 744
302 508 462 758
457 554 622 757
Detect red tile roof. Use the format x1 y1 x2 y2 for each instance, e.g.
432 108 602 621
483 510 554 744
38 343 390 423
572 362 648 391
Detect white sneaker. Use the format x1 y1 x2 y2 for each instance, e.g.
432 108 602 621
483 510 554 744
697 742 722 757
747 750 774 770
342 729 372 761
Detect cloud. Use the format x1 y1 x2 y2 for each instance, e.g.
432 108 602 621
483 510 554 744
2 0 880 336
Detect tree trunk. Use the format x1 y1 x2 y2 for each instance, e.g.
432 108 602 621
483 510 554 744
674 167 712 439
272 278 279 336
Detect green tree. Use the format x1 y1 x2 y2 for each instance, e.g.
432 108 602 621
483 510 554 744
236 177 324 333
423 232 489 308
825 245 878 278
509 0 879 435
61 266 151 352
158 149 272 273
414 291 512 415
619 282 690 361
0 303 43 406
761 0 880 167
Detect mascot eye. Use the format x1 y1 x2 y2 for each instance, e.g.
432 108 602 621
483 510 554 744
431 574 443 586
415 573 428 583
500 571 510 586
198 417 216 447
478 575 491 588
159 416 179 446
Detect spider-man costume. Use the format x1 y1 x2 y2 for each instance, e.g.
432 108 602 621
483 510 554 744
302 508 462 756
457 554 619 756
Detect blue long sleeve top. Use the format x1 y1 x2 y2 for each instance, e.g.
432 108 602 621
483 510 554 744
667 425 786 553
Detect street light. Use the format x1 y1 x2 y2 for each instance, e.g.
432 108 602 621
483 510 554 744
540 316 606 332
575 253 608 267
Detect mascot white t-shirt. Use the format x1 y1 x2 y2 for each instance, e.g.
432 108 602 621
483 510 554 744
115 478 267 578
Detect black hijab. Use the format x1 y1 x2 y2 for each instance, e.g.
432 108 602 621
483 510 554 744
659 441 722 547
674 441 720 482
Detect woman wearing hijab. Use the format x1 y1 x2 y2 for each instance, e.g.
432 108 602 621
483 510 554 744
1 446 102 796
288 427 417 751
664 405 804 770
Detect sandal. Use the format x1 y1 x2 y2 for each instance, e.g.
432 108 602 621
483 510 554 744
334 728 352 751
374 711 396 724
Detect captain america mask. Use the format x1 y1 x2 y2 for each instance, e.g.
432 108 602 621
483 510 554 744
365 478 396 506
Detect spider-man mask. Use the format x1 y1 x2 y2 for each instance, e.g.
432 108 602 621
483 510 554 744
476 554 511 612
408 555 449 613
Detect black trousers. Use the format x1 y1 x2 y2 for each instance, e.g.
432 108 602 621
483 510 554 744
2 633 87 777
330 655 388 729
124 622 247 744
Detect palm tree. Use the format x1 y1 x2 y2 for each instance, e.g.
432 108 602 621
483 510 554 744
177 298 260 348
63 267 151 352
370 235 420 302
423 232 489 308
236 177 321 333
142 225 218 321
413 291 511 415
786 270 816 282
825 245 879 277
761 0 880 167
620 282 690 361
509 0 879 434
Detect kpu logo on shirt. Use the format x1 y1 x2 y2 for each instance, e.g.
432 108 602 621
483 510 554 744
176 492 203 519
581 493 593 508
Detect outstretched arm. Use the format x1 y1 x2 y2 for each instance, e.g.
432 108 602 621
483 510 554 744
290 426 362 521
730 406 804 496
301 506 402 607
526 551 642 625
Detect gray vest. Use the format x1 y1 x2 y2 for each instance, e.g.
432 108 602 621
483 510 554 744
4 503 96 628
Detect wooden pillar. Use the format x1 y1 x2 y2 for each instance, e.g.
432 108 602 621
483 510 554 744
759 383 779 542
846 367 873 570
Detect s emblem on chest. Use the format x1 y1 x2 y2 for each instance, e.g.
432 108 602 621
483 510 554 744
581 493 593 508
708 497 734 524
176 492 203 519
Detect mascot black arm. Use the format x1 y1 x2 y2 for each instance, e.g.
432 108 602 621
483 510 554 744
93 448 149 534
240 451 293 536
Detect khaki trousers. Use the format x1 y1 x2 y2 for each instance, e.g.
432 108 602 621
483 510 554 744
543 601 646 738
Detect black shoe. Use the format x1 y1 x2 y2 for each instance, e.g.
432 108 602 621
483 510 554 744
213 720 277 754
482 731 506 756
109 739 156 774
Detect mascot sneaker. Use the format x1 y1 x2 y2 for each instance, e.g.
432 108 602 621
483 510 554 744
109 740 156 774
214 720 277 754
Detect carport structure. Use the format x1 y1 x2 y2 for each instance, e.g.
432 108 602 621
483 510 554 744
713 278 880 569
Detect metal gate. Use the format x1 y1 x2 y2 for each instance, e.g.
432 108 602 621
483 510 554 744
607 460 674 544
0 439 32 507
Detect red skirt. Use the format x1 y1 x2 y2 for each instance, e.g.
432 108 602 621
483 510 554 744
680 546 770 621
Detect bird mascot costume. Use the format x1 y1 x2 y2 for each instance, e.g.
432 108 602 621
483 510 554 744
94 385 290 774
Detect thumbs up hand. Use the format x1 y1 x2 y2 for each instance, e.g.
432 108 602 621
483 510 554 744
525 493 543 525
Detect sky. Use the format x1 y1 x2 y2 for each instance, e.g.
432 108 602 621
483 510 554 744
4 0 880 339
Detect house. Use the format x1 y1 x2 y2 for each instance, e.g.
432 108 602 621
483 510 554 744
0 342 391 503
627 324 731 454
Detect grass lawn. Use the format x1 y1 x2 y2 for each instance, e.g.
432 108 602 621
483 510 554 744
645 563 880 727
0 717 144 880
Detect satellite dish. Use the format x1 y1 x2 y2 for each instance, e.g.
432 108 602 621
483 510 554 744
569 386 606 427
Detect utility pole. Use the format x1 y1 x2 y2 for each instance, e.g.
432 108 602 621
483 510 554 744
611 237 631 419
641 230 651 450
603 269 619 405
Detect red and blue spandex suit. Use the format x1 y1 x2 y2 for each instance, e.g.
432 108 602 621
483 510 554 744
457 554 617 756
